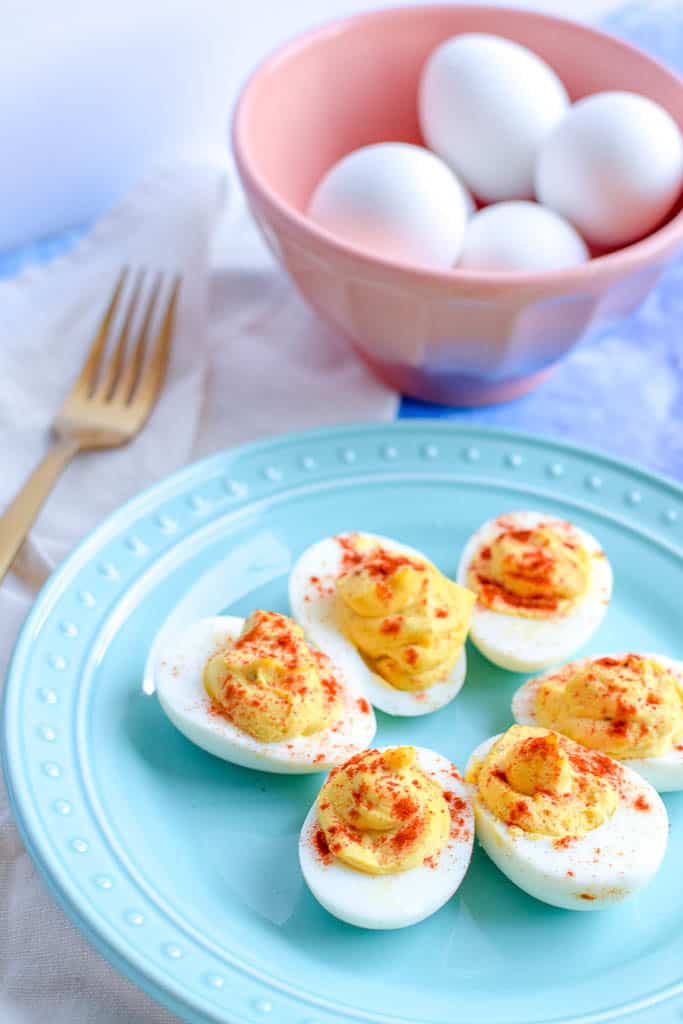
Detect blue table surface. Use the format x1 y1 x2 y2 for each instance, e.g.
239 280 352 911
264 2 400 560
2 2 682 481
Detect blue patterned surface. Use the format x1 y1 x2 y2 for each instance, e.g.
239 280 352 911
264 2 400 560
1 5 682 483
3 422 683 1024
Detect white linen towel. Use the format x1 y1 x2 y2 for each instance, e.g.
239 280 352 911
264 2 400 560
0 160 397 1024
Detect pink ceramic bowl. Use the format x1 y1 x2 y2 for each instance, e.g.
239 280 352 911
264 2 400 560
233 5 683 406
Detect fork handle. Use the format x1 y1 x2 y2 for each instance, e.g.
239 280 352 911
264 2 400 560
0 438 81 585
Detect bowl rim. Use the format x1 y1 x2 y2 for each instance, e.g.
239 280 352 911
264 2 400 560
232 3 683 289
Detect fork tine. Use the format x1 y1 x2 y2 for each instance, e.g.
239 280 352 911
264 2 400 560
130 275 181 412
117 272 163 404
98 269 145 401
70 268 128 397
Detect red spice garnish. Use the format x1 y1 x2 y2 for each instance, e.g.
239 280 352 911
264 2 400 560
579 893 596 901
337 535 423 580
567 745 622 785
435 607 449 619
313 828 331 864
443 791 467 817
356 697 370 714
390 816 424 851
320 676 341 702
313 753 325 764
567 870 575 877
380 616 404 635
509 800 529 822
404 647 418 666
553 835 575 850
634 795 650 812
393 796 418 820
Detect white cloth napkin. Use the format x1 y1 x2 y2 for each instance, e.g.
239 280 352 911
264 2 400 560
0 162 397 1024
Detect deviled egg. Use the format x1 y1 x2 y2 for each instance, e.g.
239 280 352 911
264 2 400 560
299 745 474 929
513 653 683 792
155 610 376 774
457 511 612 672
467 725 668 910
289 532 474 716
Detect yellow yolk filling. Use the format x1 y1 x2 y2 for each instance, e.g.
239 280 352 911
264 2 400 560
536 654 683 759
468 725 620 837
335 537 474 691
317 746 450 874
203 610 340 742
467 524 591 619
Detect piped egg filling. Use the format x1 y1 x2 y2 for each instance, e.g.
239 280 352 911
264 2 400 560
316 746 450 875
335 535 473 692
534 654 683 760
203 610 341 742
467 523 590 619
469 725 619 838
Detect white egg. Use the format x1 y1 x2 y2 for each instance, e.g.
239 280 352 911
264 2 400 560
467 734 668 910
308 142 468 268
289 532 467 717
456 511 612 673
536 91 683 249
155 616 376 774
299 746 474 929
512 653 683 792
459 201 588 272
419 33 569 202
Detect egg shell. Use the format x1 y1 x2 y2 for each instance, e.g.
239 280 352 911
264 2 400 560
456 511 612 673
289 532 467 717
467 734 668 910
512 653 683 792
459 201 589 272
419 33 569 202
536 90 683 249
308 142 468 268
299 746 474 929
155 616 376 774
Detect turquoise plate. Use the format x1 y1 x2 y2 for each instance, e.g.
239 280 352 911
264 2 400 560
4 423 683 1024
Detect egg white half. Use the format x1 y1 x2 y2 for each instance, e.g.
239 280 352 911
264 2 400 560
299 746 474 929
512 653 683 792
289 532 467 717
456 511 612 673
155 616 376 774
466 735 668 910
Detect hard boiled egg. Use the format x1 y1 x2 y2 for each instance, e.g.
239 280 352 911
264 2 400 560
513 653 683 792
467 728 668 910
536 91 683 249
456 511 612 672
419 33 569 203
299 746 474 929
289 532 471 717
459 201 588 272
308 142 469 268
155 615 376 774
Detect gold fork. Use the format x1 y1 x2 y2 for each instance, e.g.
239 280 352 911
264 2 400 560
0 268 181 584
